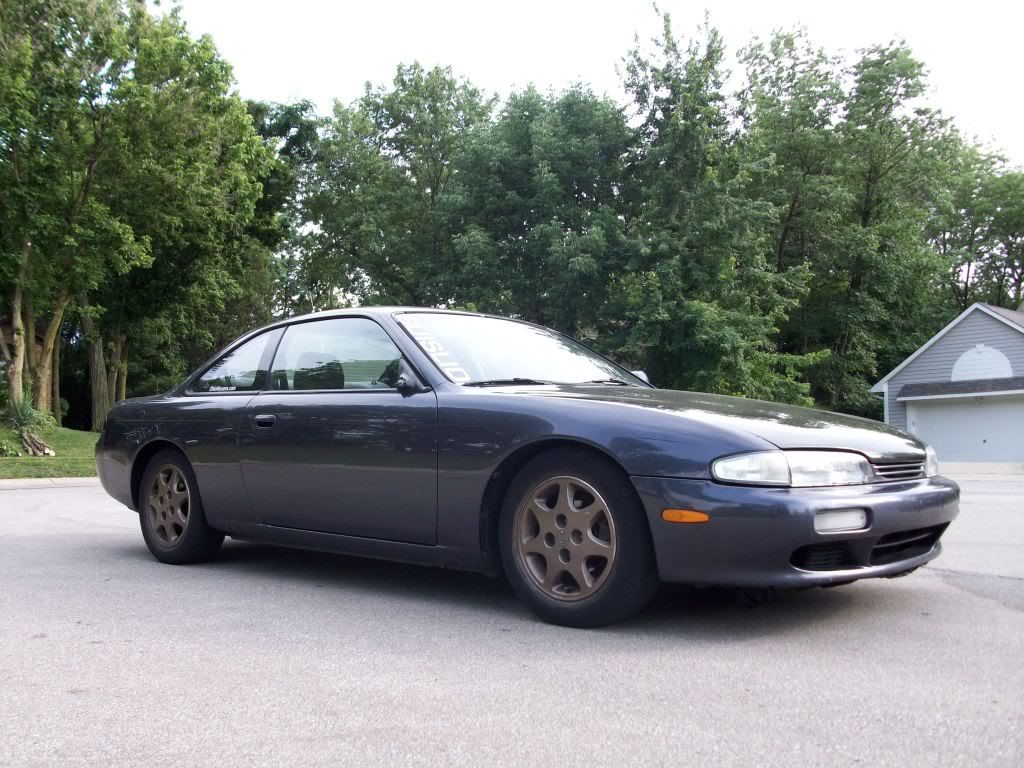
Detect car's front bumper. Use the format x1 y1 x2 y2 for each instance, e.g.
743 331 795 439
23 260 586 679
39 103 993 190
631 475 959 587
95 426 134 510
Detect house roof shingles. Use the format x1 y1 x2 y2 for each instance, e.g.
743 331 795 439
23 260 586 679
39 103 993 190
897 375 1024 400
983 303 1024 331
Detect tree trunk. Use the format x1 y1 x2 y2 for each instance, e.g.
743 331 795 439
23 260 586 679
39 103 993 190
116 339 128 402
106 334 127 405
80 295 109 432
23 294 36 399
0 323 11 363
87 335 109 431
20 430 55 457
52 338 62 427
31 292 70 413
6 239 31 404
106 337 119 406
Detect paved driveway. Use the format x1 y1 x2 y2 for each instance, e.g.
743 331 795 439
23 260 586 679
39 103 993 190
1 475 1021 767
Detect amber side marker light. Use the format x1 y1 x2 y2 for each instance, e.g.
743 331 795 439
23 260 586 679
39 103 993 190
662 509 710 524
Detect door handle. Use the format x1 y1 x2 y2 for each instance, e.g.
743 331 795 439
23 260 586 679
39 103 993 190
253 414 277 429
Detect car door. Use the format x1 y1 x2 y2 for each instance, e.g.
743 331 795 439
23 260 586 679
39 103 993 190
175 327 283 529
238 316 438 544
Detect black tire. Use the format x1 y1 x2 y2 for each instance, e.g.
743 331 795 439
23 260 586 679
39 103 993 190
499 447 659 627
138 449 224 564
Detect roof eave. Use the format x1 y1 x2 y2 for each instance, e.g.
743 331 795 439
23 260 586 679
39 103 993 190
896 388 1024 402
871 303 1024 391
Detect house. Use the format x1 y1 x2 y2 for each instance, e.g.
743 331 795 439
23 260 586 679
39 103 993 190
871 303 1024 465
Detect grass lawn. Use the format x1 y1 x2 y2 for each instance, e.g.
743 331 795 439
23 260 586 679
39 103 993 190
0 425 98 479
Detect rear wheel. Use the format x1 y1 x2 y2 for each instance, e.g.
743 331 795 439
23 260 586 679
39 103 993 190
138 449 223 564
500 447 659 627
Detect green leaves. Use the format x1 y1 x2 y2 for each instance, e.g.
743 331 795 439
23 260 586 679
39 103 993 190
5 3 1022 423
279 13 1024 415
88 5 276 386
984 172 1024 307
1 1 277 415
300 63 492 310
614 15 814 403
450 85 634 333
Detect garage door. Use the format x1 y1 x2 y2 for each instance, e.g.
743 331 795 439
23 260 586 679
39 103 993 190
907 395 1024 462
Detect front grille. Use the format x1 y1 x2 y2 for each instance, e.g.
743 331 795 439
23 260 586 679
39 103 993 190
791 542 858 571
870 524 947 565
871 461 926 482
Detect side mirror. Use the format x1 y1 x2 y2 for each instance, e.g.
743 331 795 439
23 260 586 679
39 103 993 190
396 358 429 395
631 370 651 385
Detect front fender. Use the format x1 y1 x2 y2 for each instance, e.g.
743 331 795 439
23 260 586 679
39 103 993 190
432 387 774 565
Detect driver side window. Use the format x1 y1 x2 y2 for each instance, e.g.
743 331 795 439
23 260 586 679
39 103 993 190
270 318 402 391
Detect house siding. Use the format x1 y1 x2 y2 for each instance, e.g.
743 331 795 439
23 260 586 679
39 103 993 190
886 311 1024 431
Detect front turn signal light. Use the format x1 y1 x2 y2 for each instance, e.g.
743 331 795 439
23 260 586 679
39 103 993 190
662 509 710 524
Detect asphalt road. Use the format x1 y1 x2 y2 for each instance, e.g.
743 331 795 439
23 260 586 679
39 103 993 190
1 475 1022 767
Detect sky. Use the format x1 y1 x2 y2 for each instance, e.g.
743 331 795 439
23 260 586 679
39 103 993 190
161 0 1023 165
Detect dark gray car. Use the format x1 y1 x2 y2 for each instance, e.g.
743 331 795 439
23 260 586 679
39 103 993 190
95 308 959 626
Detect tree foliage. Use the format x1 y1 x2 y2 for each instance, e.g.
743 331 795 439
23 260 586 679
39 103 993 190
3 4 1023 431
1 0 272 427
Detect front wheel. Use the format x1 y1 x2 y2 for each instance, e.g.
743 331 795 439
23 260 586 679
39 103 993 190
138 449 224 564
499 447 659 627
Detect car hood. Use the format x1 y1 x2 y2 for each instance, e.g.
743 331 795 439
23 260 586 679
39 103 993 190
507 385 927 463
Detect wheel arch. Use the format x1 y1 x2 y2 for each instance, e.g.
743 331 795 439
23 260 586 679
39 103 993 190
130 439 190 511
478 437 641 574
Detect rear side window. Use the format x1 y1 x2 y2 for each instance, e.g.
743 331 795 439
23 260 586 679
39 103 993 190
193 332 272 393
270 318 402 391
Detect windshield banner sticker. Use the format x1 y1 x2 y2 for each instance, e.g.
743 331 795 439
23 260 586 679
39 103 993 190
401 315 472 382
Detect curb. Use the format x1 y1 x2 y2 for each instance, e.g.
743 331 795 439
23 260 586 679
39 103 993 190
0 477 99 490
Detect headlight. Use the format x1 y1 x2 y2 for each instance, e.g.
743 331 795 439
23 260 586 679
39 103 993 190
786 450 874 487
709 451 791 486
711 450 873 487
924 445 939 477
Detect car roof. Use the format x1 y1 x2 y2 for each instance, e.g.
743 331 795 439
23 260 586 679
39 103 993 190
259 306 526 333
287 306 480 321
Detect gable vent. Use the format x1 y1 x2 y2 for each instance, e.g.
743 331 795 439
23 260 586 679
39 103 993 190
951 344 1012 381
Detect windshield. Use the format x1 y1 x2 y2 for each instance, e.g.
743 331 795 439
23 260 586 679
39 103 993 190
397 313 646 386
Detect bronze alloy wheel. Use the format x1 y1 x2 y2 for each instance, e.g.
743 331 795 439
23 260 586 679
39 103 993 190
513 475 617 601
147 464 190 546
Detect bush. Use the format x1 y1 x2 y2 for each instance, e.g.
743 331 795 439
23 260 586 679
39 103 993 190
5 400 57 432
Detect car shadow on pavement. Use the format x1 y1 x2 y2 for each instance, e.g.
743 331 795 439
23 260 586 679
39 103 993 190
616 581 868 638
110 537 892 638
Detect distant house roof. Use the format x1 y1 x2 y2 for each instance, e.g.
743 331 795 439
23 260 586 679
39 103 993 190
984 304 1024 331
871 303 1024 393
896 375 1024 401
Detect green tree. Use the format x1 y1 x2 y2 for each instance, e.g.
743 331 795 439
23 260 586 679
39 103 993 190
7 3 1018 429
612 15 813 402
246 100 321 318
983 172 1024 308
0 0 148 412
451 85 636 335
85 5 269 426
304 63 491 307
928 142 1000 311
1 1 271 428
809 44 957 414
739 30 848 278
